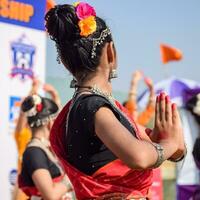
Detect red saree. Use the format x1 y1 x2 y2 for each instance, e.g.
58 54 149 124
50 100 153 199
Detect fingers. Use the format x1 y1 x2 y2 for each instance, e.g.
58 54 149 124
160 92 166 121
172 103 181 125
144 77 153 88
132 70 142 82
165 95 172 123
43 84 54 92
155 95 160 126
43 83 49 90
155 93 172 124
154 93 183 147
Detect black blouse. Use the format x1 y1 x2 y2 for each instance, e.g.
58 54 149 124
20 147 61 186
65 94 136 175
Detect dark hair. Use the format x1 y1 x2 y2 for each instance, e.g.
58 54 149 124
45 4 113 82
186 94 200 125
21 95 58 128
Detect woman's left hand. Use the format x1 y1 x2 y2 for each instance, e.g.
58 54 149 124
144 93 186 161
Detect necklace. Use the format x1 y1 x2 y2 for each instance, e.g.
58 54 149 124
90 85 135 130
74 84 113 101
91 85 114 102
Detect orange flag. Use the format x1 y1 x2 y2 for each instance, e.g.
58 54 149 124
160 44 183 64
46 0 56 13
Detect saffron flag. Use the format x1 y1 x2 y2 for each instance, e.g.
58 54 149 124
46 0 56 12
160 44 183 64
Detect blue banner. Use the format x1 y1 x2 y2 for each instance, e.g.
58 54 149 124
0 0 46 30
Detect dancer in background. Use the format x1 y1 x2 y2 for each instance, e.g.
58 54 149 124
18 94 74 200
15 79 62 173
124 70 155 126
15 79 40 172
13 79 66 200
46 2 186 199
13 79 40 200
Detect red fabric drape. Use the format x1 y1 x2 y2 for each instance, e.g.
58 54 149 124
50 100 153 199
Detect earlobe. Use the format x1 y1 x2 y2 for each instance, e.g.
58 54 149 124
107 42 118 80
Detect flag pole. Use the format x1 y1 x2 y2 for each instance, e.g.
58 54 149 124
163 64 170 79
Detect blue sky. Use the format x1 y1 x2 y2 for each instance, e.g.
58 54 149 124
46 0 200 92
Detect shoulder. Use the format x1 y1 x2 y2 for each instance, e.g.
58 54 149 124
23 146 47 160
70 94 116 130
22 147 49 176
76 94 112 112
79 94 110 103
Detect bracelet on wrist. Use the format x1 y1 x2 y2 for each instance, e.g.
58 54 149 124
151 142 165 168
168 145 187 162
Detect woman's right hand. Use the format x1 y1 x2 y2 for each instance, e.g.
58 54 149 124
150 92 183 158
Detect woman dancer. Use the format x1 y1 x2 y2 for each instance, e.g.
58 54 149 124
18 95 74 200
14 79 64 200
46 2 186 199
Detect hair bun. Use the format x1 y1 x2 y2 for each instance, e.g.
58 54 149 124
21 96 35 112
45 4 80 44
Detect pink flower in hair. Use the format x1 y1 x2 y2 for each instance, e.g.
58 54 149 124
76 2 96 20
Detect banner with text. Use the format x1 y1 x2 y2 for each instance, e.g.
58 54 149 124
0 0 46 199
